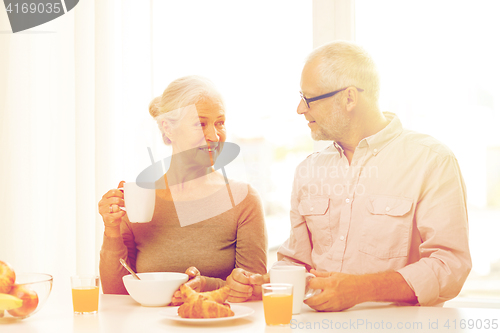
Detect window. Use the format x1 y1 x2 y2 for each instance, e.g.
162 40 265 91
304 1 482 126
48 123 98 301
151 0 313 249
356 0 500 298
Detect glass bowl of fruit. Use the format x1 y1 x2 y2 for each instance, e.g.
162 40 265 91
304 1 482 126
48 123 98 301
0 261 53 321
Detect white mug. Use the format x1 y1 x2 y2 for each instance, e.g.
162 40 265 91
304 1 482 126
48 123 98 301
270 265 320 314
123 182 155 223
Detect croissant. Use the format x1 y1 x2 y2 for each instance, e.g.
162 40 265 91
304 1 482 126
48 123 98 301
182 284 231 303
177 284 234 318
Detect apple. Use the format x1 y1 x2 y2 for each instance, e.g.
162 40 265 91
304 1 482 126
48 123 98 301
7 285 38 317
0 260 16 293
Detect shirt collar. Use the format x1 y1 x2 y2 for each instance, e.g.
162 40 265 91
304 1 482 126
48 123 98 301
332 141 343 155
358 112 403 155
326 112 403 157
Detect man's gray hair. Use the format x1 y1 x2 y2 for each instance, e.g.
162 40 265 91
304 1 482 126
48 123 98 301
306 40 380 107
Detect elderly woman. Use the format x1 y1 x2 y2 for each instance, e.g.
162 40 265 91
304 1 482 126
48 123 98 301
98 76 267 302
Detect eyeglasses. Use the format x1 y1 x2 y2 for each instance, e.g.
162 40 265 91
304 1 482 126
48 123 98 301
299 87 364 108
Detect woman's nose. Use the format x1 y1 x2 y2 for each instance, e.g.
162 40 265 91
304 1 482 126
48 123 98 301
204 125 219 142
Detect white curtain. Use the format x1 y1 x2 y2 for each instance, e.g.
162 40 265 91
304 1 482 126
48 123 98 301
0 0 154 280
0 0 316 284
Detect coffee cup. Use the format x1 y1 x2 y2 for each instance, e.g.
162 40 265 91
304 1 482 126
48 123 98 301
270 265 321 314
122 182 155 223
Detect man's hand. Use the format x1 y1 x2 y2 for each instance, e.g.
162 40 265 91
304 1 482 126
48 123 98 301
304 270 364 312
226 268 270 303
304 269 418 312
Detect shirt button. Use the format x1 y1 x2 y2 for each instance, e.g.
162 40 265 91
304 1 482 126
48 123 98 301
373 148 378 153
385 206 390 212
310 207 314 212
339 235 345 241
345 198 350 203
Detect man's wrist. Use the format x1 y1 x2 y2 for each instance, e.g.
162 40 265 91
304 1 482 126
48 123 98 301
353 274 375 304
355 271 417 304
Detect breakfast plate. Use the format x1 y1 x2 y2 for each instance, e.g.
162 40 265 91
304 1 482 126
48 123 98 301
160 304 254 323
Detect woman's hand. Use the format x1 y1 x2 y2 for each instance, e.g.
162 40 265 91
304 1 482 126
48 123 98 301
98 181 126 237
226 268 269 302
171 267 207 306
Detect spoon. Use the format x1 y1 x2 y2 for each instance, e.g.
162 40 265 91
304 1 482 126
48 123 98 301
119 259 141 280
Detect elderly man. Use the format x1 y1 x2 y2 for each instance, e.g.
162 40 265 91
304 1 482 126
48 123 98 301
227 40 471 311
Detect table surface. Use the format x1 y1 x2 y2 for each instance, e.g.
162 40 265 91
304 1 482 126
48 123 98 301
2 282 500 333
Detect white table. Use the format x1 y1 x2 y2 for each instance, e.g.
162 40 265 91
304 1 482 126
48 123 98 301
2 283 500 333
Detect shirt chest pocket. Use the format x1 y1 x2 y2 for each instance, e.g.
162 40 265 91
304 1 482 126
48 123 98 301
298 197 332 249
359 195 413 259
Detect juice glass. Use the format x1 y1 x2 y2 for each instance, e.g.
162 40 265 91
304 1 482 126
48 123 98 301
71 275 99 314
262 283 293 326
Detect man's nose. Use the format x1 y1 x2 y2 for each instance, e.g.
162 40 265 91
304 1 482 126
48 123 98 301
297 100 308 115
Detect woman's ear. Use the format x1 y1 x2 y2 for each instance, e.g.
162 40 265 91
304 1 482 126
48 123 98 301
161 120 173 142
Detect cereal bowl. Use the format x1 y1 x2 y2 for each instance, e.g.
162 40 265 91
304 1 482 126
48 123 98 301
123 272 188 307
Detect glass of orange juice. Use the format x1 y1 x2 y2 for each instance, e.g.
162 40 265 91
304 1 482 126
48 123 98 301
71 275 99 314
262 283 293 326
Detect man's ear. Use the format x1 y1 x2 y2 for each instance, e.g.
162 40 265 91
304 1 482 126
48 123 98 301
345 87 359 113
